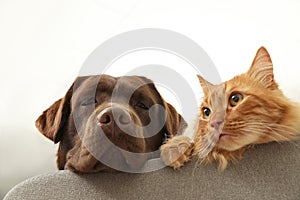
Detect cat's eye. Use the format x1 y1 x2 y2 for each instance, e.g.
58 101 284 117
81 98 97 106
229 93 243 107
202 107 211 119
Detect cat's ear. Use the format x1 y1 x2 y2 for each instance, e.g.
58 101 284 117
197 75 214 94
247 46 278 89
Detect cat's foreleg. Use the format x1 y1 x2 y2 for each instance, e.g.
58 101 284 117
160 135 194 169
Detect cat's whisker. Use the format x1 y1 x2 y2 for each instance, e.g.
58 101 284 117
197 144 212 159
243 128 282 143
245 122 299 133
192 156 202 177
246 128 299 148
197 133 219 159
242 123 299 148
246 123 299 139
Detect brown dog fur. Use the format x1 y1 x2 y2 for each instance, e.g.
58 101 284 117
36 75 186 173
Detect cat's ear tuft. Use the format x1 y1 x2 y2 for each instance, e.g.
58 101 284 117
197 75 214 94
247 46 278 89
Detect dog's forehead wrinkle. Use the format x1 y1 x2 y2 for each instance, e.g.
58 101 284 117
116 76 153 91
97 76 117 91
113 78 135 96
72 76 116 106
112 78 157 105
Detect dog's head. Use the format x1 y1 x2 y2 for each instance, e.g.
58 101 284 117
36 75 187 172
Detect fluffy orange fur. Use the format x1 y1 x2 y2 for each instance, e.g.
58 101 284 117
194 47 300 171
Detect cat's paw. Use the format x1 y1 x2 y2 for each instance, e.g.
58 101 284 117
160 135 194 169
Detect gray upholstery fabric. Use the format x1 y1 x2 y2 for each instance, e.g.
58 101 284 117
4 141 300 200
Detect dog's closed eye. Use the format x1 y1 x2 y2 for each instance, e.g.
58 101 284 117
135 102 149 110
81 98 97 106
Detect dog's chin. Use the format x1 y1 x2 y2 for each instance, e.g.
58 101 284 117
97 145 148 171
100 128 148 170
96 124 147 152
66 139 148 173
65 154 143 173
78 126 148 172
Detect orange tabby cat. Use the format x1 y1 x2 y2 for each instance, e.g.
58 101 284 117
160 46 300 171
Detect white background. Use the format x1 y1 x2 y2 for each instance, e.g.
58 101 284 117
1 0 300 198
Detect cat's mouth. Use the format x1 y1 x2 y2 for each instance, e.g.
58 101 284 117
219 133 237 140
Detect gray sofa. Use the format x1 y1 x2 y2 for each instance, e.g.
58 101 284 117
4 141 300 200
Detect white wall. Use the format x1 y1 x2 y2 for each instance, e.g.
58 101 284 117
1 0 300 198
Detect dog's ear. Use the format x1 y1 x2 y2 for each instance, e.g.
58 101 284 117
164 102 187 138
35 83 74 143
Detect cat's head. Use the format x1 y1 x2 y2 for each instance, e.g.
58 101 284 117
196 47 300 160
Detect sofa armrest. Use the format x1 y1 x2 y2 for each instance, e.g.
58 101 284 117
4 141 300 200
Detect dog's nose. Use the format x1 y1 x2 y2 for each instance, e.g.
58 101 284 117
97 107 131 126
99 111 111 124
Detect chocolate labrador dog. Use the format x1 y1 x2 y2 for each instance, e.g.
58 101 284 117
36 75 186 173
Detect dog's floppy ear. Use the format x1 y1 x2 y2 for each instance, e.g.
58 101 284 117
164 102 187 138
35 83 74 143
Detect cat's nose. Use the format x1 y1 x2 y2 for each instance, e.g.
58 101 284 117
210 119 224 130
